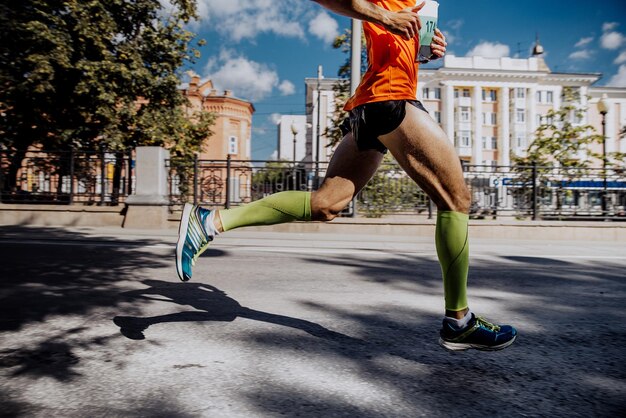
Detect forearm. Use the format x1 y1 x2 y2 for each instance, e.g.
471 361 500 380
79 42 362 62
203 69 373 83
313 0 391 27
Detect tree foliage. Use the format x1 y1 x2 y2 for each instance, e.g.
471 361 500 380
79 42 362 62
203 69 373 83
511 88 626 217
0 0 213 192
325 28 368 148
358 154 427 218
512 88 623 169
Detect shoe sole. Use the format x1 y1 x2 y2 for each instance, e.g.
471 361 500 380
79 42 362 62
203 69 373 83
175 203 193 282
438 334 517 352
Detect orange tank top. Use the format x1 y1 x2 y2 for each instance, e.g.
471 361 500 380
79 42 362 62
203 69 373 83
344 0 419 111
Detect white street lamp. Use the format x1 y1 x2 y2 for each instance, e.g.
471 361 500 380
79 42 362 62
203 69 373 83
290 122 299 189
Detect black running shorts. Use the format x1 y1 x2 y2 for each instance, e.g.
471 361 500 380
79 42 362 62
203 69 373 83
340 100 429 154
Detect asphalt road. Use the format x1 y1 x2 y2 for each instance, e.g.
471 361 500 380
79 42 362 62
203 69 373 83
0 225 625 417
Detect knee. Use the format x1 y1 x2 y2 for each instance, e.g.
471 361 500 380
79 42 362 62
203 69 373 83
438 185 471 214
451 186 471 214
311 192 349 222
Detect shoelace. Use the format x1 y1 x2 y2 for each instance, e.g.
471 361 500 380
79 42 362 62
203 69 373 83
475 316 501 332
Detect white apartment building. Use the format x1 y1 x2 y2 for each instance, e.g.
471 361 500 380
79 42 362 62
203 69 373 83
419 53 626 167
304 51 626 168
304 73 338 164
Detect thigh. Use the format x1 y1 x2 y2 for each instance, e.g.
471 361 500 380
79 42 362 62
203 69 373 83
312 133 384 212
377 103 470 212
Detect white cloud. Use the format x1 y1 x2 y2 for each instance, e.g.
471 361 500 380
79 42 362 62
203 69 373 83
192 0 311 42
569 50 592 60
308 11 339 44
447 19 464 31
442 30 455 44
466 41 510 58
278 80 296 96
575 36 594 48
204 50 279 101
607 64 626 87
603 22 618 32
615 51 626 64
442 19 463 45
600 22 625 50
269 113 282 124
601 31 625 50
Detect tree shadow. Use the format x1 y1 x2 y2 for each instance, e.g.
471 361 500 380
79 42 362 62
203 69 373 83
238 251 626 417
0 226 220 390
0 226 178 332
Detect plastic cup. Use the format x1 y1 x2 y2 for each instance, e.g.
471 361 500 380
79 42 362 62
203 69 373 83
416 1 439 63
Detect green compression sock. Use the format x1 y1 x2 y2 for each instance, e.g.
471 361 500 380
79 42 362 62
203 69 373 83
435 211 470 312
219 191 312 232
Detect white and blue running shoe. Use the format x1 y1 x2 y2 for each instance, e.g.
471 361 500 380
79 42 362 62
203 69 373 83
175 203 214 282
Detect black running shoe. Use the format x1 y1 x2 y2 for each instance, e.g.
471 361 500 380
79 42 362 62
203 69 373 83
439 313 517 351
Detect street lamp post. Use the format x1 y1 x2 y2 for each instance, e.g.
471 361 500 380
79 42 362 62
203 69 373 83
597 94 609 218
291 122 299 190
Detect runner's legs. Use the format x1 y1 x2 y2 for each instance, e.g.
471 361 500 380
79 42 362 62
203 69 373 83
378 103 471 318
311 132 384 221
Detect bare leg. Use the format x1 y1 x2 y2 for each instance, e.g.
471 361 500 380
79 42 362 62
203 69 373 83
212 133 383 231
311 133 384 221
378 104 471 319
378 104 470 213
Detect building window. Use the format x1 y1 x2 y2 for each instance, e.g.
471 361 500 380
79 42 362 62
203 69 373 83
460 107 471 122
454 88 471 98
482 136 497 149
422 87 429 99
536 91 542 103
516 88 526 99
546 91 553 103
434 88 441 99
536 114 542 126
516 109 525 123
515 134 526 149
483 89 497 102
457 131 471 147
228 136 238 155
482 112 497 125
433 111 441 124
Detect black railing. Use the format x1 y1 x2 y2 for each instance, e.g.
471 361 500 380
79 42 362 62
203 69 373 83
463 164 626 220
3 150 624 221
0 150 133 205
168 157 626 220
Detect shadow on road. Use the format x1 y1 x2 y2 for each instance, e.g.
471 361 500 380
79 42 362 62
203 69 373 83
0 226 183 390
241 251 626 417
1 225 625 416
113 279 363 346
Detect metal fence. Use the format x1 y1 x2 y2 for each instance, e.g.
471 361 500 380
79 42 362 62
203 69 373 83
168 156 626 220
0 150 133 205
2 150 624 220
463 164 626 220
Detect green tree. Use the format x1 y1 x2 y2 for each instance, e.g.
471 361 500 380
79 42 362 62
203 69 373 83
511 88 625 216
358 153 426 218
325 28 368 148
0 0 213 194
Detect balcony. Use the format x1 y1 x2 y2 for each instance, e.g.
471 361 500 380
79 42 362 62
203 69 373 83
456 146 472 157
455 97 472 107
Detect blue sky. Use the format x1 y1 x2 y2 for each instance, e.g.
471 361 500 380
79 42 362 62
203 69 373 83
181 0 626 160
